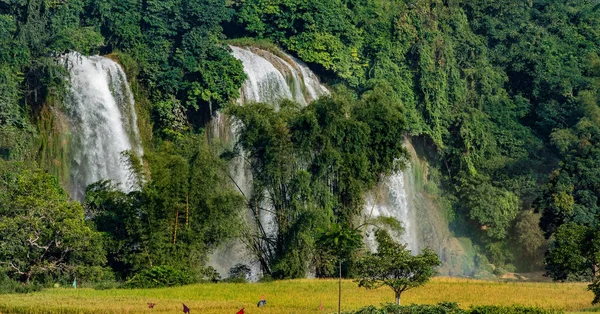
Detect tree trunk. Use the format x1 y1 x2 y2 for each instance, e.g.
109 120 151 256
173 210 179 245
395 291 401 305
338 259 342 314
185 193 189 227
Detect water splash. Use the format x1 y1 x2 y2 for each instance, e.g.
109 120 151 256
61 52 142 201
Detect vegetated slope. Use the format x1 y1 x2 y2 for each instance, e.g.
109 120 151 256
0 0 598 287
231 0 600 275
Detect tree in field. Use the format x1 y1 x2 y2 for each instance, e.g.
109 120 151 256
316 223 363 314
0 164 105 283
355 230 440 305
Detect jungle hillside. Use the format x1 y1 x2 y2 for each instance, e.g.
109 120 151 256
0 0 599 304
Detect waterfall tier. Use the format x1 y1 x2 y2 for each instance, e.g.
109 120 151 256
230 46 328 106
61 53 142 201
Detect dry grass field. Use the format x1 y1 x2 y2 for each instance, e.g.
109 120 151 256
0 277 594 314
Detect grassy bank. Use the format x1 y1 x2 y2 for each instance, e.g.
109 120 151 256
0 278 593 314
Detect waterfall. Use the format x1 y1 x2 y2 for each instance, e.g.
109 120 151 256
365 170 419 253
230 46 328 106
61 52 142 201
208 46 328 278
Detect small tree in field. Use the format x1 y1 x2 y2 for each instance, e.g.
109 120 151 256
355 230 440 305
316 223 363 314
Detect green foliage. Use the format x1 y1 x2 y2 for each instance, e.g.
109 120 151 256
225 264 251 283
350 304 563 314
0 0 598 290
0 161 105 283
315 223 363 277
124 266 195 289
229 91 408 278
351 302 464 314
88 134 244 279
89 0 246 122
468 306 563 314
458 174 520 240
355 230 441 305
232 0 600 274
512 211 546 271
544 223 598 281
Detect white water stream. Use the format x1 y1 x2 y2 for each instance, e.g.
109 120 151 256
61 53 142 201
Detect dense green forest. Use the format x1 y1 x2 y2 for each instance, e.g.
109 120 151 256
0 0 599 294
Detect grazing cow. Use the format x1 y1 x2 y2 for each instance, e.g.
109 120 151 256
147 303 155 309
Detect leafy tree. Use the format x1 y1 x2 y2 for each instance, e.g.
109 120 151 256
229 90 408 278
89 135 244 279
226 263 251 282
355 230 441 305
513 211 546 271
538 113 600 283
0 163 105 283
315 223 362 277
457 173 520 240
544 222 597 281
316 223 362 314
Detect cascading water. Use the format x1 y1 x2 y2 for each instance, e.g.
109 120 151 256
230 46 328 106
61 52 143 201
208 46 329 278
364 170 419 253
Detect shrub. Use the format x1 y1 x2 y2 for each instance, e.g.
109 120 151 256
0 274 44 294
469 306 563 314
124 266 196 289
200 266 221 283
92 280 122 290
350 304 562 314
224 264 251 283
351 302 465 314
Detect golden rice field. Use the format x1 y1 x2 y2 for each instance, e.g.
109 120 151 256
0 277 594 314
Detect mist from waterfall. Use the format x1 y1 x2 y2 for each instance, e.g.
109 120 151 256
61 52 142 201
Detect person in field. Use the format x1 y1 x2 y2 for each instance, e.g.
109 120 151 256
257 294 267 307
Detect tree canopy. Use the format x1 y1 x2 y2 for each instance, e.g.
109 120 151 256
355 230 441 305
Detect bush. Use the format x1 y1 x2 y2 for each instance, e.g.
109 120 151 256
350 304 562 314
469 306 563 314
351 302 465 314
224 264 251 283
200 266 221 283
124 266 196 289
0 274 44 294
259 274 274 283
92 280 122 290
